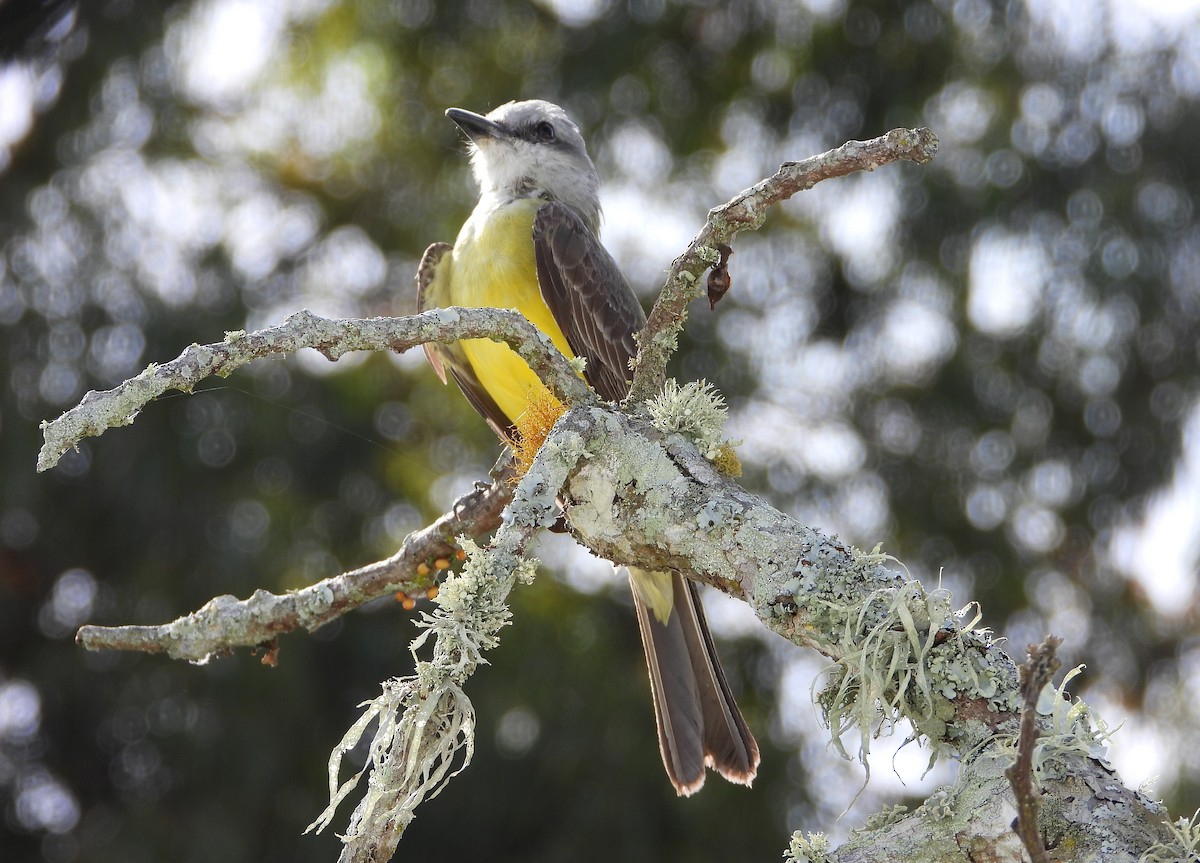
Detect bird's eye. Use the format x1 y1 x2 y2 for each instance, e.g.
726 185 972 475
534 121 556 141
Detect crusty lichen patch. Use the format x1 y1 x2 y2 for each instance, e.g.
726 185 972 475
564 406 1020 786
564 412 692 563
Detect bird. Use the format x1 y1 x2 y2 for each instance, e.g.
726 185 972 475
416 99 759 795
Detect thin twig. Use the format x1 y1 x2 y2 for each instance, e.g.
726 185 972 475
75 475 512 661
1006 635 1063 863
627 126 939 403
38 307 592 472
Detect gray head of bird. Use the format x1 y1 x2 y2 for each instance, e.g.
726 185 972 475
447 99 602 236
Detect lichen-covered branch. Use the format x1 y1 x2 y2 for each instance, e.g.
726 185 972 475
548 405 1170 862
45 131 1172 861
556 405 1017 755
38 307 592 471
306 414 590 863
75 474 512 661
628 127 939 403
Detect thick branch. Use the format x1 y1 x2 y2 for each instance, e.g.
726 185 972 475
76 475 511 660
628 126 939 403
545 407 1171 862
554 406 1016 754
38 307 592 471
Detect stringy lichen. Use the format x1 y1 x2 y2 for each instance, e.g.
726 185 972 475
805 549 1018 791
306 537 535 857
986 664 1120 787
1139 808 1200 863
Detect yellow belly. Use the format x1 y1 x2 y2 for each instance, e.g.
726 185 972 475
450 198 576 425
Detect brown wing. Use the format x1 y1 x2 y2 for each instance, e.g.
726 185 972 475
416 241 514 437
416 242 453 382
532 201 645 402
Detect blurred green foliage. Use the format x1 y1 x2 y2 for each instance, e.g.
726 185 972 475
3 0 1200 860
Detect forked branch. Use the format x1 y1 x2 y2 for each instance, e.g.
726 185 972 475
38 307 591 472
628 126 939 402
75 474 512 661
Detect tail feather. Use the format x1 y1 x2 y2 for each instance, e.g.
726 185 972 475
631 568 759 795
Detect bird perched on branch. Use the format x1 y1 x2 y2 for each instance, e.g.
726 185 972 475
417 99 759 795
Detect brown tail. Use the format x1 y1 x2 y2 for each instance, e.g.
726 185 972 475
632 570 760 795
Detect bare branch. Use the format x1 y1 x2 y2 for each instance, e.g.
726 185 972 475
38 307 593 472
628 126 939 403
75 475 512 661
1006 636 1063 863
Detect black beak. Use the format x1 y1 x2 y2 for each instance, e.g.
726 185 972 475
446 108 506 143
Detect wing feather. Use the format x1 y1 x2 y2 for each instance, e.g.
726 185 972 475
416 242 453 383
416 241 512 437
532 201 645 402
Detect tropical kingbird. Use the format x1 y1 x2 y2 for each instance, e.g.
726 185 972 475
417 99 759 795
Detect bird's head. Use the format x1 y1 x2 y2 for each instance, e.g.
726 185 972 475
447 100 602 234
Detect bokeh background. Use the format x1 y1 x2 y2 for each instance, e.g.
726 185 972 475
2 0 1200 860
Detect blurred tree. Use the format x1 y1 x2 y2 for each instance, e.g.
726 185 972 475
2 0 1199 861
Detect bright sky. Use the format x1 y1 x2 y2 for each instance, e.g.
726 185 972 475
0 63 35 171
1110 401 1200 616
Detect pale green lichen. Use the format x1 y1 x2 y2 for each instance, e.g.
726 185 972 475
512 429 590 529
1015 665 1119 784
435 537 521 644
697 498 743 530
923 603 1015 714
646 379 737 462
567 416 692 562
1139 808 1200 863
853 542 891 570
538 427 591 468
985 664 1120 791
304 676 476 852
786 830 831 863
919 786 956 821
811 577 1014 793
307 536 527 855
861 802 910 831
510 468 562 529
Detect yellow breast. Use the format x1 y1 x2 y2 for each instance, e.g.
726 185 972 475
448 198 576 425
